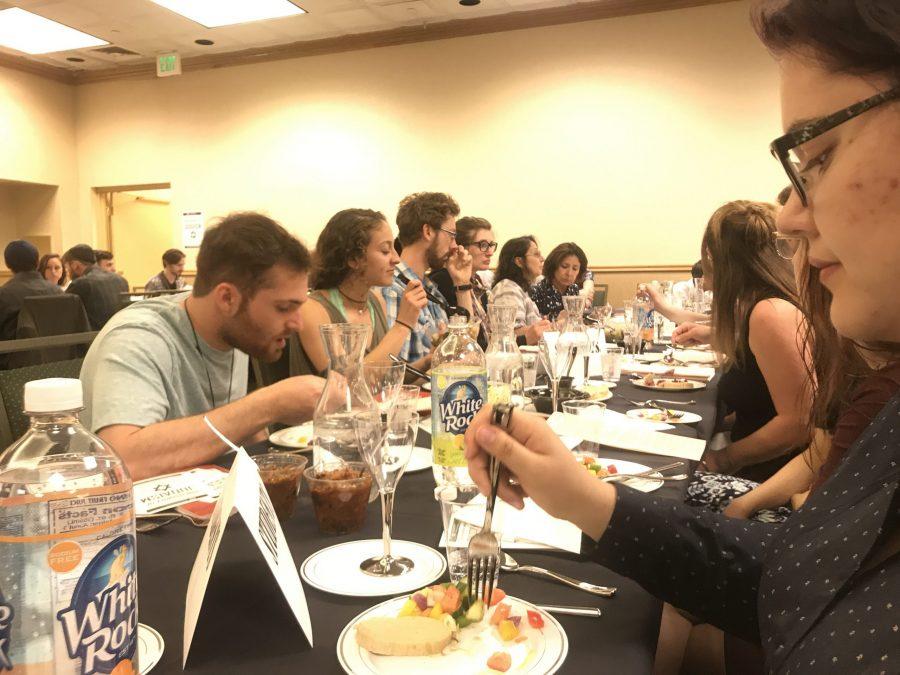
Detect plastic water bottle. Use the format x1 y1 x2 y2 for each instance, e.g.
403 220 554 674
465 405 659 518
0 378 138 674
431 316 487 486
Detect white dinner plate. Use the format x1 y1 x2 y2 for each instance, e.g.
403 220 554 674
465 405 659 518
626 408 702 425
268 422 314 450
301 539 446 597
574 456 665 493
583 378 617 389
138 623 164 674
630 378 707 391
415 396 432 413
634 352 664 363
337 594 568 674
404 447 433 473
574 387 613 403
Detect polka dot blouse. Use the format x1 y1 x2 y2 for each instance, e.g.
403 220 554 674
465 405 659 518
585 392 900 673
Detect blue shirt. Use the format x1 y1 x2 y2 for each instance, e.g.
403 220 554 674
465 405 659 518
382 260 448 361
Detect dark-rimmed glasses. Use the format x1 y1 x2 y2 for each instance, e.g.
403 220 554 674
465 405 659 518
468 240 498 253
770 86 900 207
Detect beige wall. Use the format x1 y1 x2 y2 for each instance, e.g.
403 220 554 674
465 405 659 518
110 193 173 288
0 67 79 248
71 0 783 269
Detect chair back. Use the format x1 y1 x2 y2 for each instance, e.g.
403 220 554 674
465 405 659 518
592 284 609 307
0 358 84 447
12 295 92 366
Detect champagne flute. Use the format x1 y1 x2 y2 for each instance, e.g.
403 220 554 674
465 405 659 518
362 360 406 412
354 410 419 576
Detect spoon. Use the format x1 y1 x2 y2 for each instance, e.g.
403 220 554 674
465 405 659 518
501 553 616 598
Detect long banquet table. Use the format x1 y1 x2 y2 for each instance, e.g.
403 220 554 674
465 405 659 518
136 370 719 674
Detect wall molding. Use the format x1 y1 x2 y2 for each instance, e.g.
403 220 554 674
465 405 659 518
0 0 735 85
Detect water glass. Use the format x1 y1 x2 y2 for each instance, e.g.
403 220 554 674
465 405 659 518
435 483 482 582
395 384 422 417
521 351 538 389
600 347 624 381
562 400 607 418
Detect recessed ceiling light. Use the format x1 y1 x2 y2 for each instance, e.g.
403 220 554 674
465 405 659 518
66 56 86 62
194 39 215 46
0 8 108 54
459 0 481 5
148 0 306 29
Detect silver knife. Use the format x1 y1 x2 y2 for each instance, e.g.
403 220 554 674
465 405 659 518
538 604 602 618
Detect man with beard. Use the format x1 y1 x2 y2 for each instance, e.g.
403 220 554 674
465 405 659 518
79 212 324 480
382 192 473 363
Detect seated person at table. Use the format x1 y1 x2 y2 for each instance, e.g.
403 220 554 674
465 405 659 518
94 250 116 273
646 262 709 326
692 201 810 483
382 192 473 361
144 248 187 296
0 240 63 346
295 208 428 375
528 242 589 320
39 252 67 288
491 236 552 345
63 244 130 330
80 212 325 480
429 216 495 348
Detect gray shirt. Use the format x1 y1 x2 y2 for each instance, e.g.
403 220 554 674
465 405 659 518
80 292 248 433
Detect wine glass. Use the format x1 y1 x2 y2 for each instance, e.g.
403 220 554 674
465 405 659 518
538 337 574 413
354 409 419 576
362 360 406 412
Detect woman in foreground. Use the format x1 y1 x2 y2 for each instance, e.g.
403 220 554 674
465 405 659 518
465 1 899 671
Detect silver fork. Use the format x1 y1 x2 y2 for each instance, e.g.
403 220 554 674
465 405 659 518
466 454 503 604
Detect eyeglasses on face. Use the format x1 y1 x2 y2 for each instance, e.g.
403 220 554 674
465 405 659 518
433 225 458 240
769 86 900 207
468 240 498 253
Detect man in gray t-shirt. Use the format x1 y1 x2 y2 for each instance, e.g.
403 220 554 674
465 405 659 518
80 213 324 480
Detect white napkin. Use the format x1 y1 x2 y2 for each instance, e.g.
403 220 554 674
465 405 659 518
547 411 706 461
674 349 718 365
621 362 715 381
443 495 582 553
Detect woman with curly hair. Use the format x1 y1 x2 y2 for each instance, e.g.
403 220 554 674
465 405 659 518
294 208 428 375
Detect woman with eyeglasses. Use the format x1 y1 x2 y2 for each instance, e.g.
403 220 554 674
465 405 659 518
465 2 900 671
491 236 554 345
429 216 496 348
528 242 590 321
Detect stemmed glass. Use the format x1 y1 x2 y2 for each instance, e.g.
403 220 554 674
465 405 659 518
538 337 574 413
354 409 420 576
362 360 406 412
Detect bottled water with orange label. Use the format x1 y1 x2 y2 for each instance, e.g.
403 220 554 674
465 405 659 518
0 378 138 674
431 316 486 486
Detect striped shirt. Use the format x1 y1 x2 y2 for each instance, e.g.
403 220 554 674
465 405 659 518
382 260 448 361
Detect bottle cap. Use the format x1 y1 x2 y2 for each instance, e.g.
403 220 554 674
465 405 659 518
24 378 84 413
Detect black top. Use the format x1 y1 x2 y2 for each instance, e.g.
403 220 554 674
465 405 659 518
66 266 129 330
528 277 579 320
587 389 900 674
0 271 63 342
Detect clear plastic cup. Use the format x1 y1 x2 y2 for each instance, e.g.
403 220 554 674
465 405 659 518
520 351 538 389
253 454 308 521
435 483 482 582
304 461 372 534
601 347 625 381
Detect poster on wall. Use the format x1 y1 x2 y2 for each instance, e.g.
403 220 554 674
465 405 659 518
182 211 205 248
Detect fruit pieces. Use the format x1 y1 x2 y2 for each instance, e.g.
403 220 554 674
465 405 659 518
497 619 519 641
490 603 511 626
488 588 506 606
441 584 461 613
527 610 544 629
487 651 512 672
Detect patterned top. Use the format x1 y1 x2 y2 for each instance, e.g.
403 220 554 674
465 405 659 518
586 389 900 673
144 271 186 295
528 278 580 320
382 260 448 362
491 279 542 329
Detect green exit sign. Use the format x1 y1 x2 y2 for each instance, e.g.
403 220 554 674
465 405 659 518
156 52 181 77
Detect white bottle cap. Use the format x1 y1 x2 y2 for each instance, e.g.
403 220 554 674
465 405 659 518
23 378 84 413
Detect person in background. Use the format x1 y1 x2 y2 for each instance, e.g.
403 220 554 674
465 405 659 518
429 216 495 348
527 242 589 321
382 192 473 362
94 250 116 273
80 212 325 481
62 245 130 331
491 236 552 345
295 208 428 375
38 253 67 288
0 241 63 353
144 248 187 296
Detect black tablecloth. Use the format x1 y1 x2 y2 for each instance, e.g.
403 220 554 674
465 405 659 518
136 370 718 674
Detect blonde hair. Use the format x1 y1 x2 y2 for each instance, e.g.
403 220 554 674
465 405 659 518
701 200 799 368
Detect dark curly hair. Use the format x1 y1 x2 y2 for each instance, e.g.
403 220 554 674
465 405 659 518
396 192 460 247
310 208 387 290
493 236 537 292
542 242 588 287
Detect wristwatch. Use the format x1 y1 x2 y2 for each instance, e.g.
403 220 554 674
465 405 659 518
455 284 473 292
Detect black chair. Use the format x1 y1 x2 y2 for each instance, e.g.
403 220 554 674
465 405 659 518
592 283 609 307
11 295 92 367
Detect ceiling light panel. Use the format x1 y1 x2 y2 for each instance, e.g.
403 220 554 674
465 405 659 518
0 8 108 54
148 0 306 28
